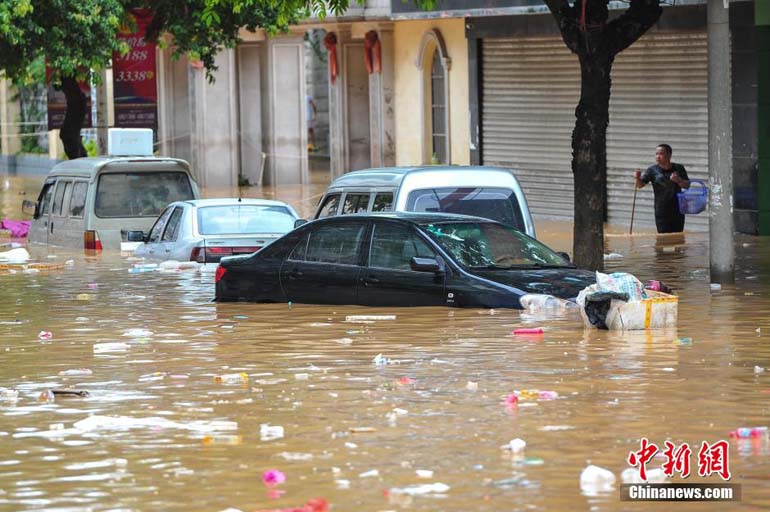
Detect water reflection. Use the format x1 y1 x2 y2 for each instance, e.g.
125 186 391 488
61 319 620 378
0 176 769 511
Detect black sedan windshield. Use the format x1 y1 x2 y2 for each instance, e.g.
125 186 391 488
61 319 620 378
424 222 569 269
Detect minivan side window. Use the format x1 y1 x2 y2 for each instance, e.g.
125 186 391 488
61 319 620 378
305 223 366 265
317 194 341 218
148 207 175 243
371 192 394 212
52 181 71 217
342 193 370 214
37 183 55 218
69 182 88 218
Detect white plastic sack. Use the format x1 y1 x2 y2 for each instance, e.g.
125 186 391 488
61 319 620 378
595 271 645 302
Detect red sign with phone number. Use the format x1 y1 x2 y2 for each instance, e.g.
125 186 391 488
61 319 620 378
113 9 157 129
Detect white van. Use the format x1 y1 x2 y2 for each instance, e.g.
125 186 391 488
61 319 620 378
24 156 200 251
311 166 536 237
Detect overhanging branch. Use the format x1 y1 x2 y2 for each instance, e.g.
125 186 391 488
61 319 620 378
607 0 663 55
543 0 581 54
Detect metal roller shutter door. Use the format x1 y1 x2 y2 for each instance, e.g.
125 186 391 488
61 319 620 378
607 32 709 232
481 37 579 220
481 31 709 232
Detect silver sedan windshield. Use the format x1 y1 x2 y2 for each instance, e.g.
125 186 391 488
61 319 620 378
197 205 295 235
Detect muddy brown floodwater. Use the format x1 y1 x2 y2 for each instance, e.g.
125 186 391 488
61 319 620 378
1 175 770 511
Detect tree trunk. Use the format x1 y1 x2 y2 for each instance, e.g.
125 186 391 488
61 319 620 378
59 76 87 160
571 54 613 271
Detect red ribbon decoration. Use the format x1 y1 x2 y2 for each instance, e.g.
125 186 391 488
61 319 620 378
364 31 381 74
323 32 338 84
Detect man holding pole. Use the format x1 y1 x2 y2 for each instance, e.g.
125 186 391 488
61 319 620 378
634 144 691 233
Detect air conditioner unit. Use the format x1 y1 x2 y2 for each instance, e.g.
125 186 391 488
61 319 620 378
108 128 153 156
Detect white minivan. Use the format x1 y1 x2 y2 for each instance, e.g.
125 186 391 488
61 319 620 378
24 156 200 251
311 166 536 237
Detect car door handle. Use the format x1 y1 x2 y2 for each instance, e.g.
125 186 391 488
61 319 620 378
361 277 380 287
287 269 304 279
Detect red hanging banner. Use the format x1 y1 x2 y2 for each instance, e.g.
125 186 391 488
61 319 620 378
113 9 158 129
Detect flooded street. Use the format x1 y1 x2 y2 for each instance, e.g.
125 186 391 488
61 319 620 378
2 176 770 511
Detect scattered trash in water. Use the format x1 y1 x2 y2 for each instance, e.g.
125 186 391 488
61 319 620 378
349 427 376 434
416 469 434 479
397 376 414 386
358 469 379 478
516 457 545 466
37 331 53 340
0 388 19 401
621 467 667 484
260 424 284 441
0 247 30 263
38 390 55 402
295 373 309 380
603 252 624 260
503 394 518 405
123 328 154 338
710 283 722 291
676 337 692 345
202 434 242 446
514 389 558 400
72 415 238 433
48 388 90 398
93 342 130 353
504 438 526 454
755 366 765 374
276 452 313 461
729 427 768 439
214 373 249 384
346 315 396 322
513 328 544 336
251 498 328 512
75 293 92 301
466 381 479 391
580 464 616 495
389 482 450 495
539 425 574 431
262 469 286 486
373 354 392 366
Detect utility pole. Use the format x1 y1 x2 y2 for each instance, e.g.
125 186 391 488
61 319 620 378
708 0 734 283
95 69 109 155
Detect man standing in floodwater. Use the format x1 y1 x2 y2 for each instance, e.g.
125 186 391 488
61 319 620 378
635 144 691 233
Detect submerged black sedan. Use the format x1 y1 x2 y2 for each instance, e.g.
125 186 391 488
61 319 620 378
214 213 595 308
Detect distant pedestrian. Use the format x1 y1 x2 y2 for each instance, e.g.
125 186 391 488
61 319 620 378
306 95 317 152
635 144 690 233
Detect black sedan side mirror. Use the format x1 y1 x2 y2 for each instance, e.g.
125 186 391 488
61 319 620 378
126 230 146 242
558 251 571 263
294 219 308 229
410 257 441 273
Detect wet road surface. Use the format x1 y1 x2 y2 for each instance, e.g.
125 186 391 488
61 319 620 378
1 176 770 511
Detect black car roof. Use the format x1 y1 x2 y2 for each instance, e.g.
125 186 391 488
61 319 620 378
311 212 497 226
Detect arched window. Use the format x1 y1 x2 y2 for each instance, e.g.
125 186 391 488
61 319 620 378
430 51 447 164
416 29 451 165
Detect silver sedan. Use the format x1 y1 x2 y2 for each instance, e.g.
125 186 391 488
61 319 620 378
132 198 299 263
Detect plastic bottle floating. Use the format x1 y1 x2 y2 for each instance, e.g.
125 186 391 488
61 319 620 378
514 389 559 401
729 427 768 439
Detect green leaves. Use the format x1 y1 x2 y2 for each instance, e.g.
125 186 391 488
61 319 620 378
1 0 440 86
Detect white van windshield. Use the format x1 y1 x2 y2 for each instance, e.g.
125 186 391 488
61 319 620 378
95 172 194 218
406 187 525 231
